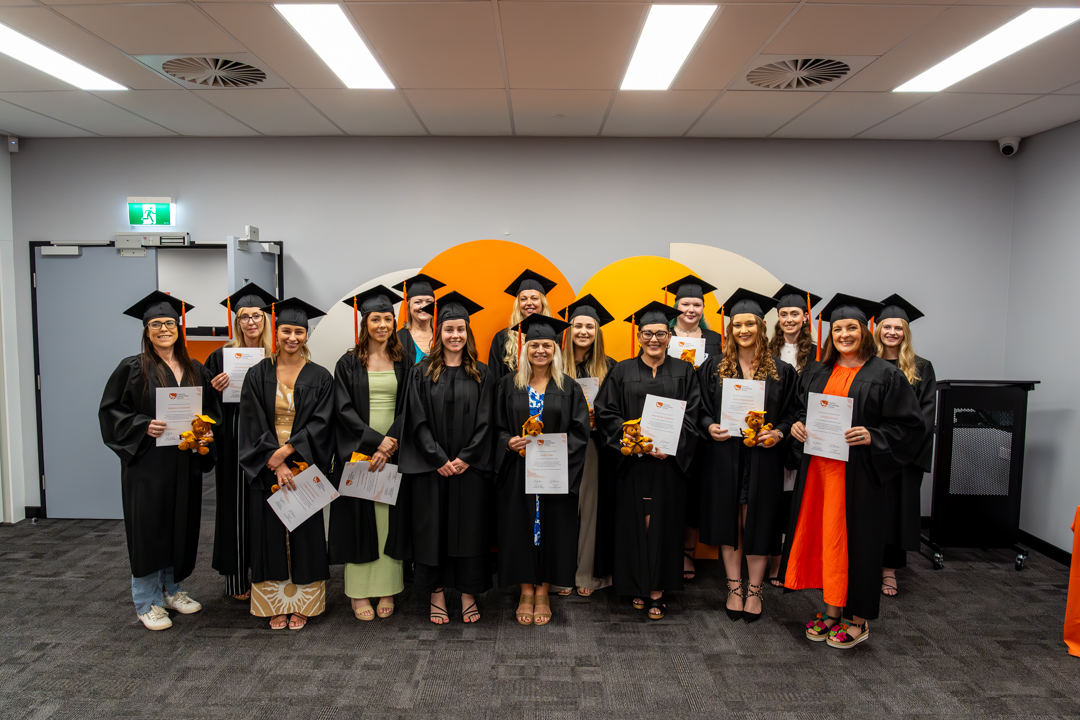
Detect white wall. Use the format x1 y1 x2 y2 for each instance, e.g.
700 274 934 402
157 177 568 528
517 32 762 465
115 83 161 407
10 136 1017 516
1006 119 1080 553
0 143 26 523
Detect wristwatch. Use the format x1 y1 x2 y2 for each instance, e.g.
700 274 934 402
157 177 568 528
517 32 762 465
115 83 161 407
775 429 784 440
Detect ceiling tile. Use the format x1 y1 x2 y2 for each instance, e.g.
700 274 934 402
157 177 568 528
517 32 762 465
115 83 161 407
674 4 796 91
53 5 245 55
90 89 259 136
299 89 426 135
347 3 503 89
949 22 1080 94
199 3 343 89
0 98 96 137
953 0 1080 6
0 7 176 90
403 88 510 135
766 6 945 56
857 93 1032 139
771 91 928 138
942 95 1080 140
500 3 645 90
0 91 176 135
602 90 715 137
510 89 610 136
194 89 344 135
0 54 75 92
688 90 825 137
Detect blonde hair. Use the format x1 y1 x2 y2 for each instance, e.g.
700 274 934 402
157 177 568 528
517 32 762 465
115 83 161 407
513 339 566 391
562 318 610 384
874 318 921 385
500 294 554 371
224 311 273 355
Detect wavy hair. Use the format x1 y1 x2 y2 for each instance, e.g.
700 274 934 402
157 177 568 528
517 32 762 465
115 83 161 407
874 318 921 385
514 339 566 390
427 323 482 384
768 318 814 374
822 320 876 364
716 317 779 381
348 311 403 367
500 295 554 371
562 318 610 384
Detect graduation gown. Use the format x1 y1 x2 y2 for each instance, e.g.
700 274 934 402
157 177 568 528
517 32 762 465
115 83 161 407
487 327 516 380
675 327 721 529
594 356 701 596
884 356 937 551
99 355 220 581
494 374 591 587
239 358 334 586
205 348 250 584
327 354 409 565
577 357 621 579
696 357 798 553
390 360 496 567
778 356 923 620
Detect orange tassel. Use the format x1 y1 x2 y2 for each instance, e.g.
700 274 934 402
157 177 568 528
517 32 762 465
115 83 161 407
719 305 725 353
630 314 636 357
271 302 277 354
869 316 875 333
816 314 822 361
664 289 668 305
181 302 188 348
517 321 522 365
401 281 408 330
227 297 233 340
353 296 359 347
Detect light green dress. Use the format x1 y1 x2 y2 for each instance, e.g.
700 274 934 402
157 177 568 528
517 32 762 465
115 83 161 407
344 371 404 599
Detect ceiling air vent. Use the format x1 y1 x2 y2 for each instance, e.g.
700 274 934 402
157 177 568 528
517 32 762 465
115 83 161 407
161 57 267 88
745 58 850 90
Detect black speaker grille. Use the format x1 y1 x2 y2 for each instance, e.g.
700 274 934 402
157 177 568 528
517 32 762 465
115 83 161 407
948 408 1013 497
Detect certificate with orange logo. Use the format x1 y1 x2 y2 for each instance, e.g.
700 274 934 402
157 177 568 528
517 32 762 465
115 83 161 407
805 392 854 462
222 348 265 403
719 378 766 435
338 461 402 505
641 394 686 456
667 337 706 368
525 433 569 494
155 387 202 447
267 464 338 532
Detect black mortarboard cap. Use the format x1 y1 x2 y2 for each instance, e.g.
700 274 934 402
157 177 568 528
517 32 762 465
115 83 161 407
721 288 778 319
519 314 571 343
773 283 822 313
504 269 558 297
392 273 445 299
221 282 276 312
124 290 191 326
818 293 884 326
878 294 924 324
264 297 325 330
663 274 718 302
625 300 682 327
342 285 402 316
560 294 615 327
420 291 484 325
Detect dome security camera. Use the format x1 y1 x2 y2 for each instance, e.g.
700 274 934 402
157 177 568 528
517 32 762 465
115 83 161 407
998 137 1020 157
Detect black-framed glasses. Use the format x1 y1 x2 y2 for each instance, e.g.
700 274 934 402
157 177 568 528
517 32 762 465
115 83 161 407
238 313 264 325
639 330 670 341
148 320 177 330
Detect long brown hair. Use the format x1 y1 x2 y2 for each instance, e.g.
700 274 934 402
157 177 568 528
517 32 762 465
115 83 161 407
873 318 921 384
822 319 876 364
140 331 198 393
717 317 779 381
427 324 482 384
768 318 814 373
562 318 611 384
348 311 403 367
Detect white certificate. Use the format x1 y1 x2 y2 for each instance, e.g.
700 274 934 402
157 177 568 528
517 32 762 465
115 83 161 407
805 392 855 462
266 463 339 533
222 348 265 403
525 433 569 494
667 337 707 368
337 461 403 506
155 387 202 447
719 378 767 435
640 394 686 456
576 377 600 407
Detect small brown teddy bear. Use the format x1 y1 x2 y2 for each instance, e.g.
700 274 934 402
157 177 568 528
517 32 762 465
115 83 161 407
620 418 654 455
680 348 698 366
177 414 215 454
519 413 544 457
742 410 775 447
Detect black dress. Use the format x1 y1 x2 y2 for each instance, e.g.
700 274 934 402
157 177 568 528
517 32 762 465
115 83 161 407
99 356 220 582
673 326 721 530
494 374 591 588
391 360 497 596
696 357 798 554
487 327 516 380
238 358 335 586
593 356 701 597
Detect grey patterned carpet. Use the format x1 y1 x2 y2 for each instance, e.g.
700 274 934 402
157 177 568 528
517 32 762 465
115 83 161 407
1 482 1076 720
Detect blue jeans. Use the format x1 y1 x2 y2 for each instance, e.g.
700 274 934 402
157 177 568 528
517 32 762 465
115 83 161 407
131 567 182 615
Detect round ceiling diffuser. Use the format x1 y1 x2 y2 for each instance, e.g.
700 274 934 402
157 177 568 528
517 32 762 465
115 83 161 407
161 57 267 88
745 58 850 90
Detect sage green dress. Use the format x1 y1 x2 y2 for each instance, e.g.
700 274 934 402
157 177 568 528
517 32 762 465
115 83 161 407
344 371 404 599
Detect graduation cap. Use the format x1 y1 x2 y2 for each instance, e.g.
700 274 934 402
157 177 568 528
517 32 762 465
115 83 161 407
623 300 681 357
720 288 778 320
262 297 325 353
220 283 276 341
504 269 557 298
393 273 445 327
878 293 924 324
519 314 571 343
124 290 193 347
342 285 403 346
560 294 614 327
419 291 484 326
773 283 822 314
662 274 718 304
818 293 884 326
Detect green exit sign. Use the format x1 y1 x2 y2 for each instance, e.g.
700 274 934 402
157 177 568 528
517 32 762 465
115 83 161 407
127 196 174 226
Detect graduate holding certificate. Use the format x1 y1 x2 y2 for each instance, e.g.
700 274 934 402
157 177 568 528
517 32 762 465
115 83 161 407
780 294 923 649
205 282 276 602
697 289 797 623
496 314 590 627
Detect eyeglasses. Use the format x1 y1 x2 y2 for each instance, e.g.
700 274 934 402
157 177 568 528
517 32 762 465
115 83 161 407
148 321 177 330
639 330 670 341
238 313 264 325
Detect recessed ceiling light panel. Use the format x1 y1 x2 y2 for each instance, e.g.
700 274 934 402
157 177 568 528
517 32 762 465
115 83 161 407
0 22 126 91
621 5 717 91
275 4 394 89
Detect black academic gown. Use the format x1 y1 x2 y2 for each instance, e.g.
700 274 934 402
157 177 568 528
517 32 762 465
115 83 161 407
239 358 334 586
594 356 701 597
578 357 620 579
390 360 496 572
327 353 409 566
676 327 721 529
99 356 220 581
696 357 798 553
487 328 516 380
494 374 591 588
205 348 250 585
778 356 923 620
884 356 936 551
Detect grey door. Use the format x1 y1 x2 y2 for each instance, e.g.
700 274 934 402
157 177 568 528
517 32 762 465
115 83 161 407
36 246 158 518
227 237 278 297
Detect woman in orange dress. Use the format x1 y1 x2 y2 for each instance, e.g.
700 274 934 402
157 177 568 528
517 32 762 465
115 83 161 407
781 294 923 649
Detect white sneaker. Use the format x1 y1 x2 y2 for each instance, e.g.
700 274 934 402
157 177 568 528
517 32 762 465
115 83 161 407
163 591 202 615
138 605 173 631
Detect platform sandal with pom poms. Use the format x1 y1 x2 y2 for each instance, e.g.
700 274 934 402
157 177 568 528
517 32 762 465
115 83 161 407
805 612 840 641
827 620 869 649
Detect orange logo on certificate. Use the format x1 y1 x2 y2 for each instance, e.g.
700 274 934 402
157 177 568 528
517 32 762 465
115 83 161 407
537 438 545 447
820 399 829 407
313 476 321 483
169 393 177 400
345 478 353 486
656 401 663 408
734 384 742 390
235 353 243 359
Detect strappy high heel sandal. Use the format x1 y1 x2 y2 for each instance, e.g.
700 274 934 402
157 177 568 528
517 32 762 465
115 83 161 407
725 578 744 621
683 547 697 581
742 582 763 623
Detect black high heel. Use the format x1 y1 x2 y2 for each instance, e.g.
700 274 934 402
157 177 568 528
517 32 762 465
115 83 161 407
742 582 763 623
725 578 743 621
683 547 697 581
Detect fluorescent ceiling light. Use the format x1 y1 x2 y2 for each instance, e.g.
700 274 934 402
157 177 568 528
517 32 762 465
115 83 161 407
895 8 1080 92
0 22 126 91
275 4 393 89
621 5 717 91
